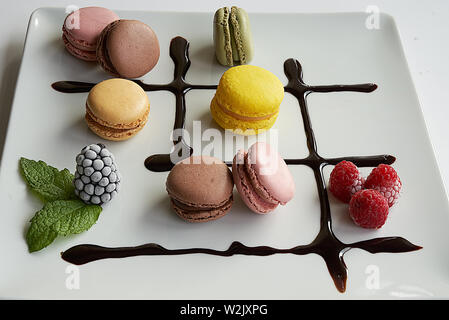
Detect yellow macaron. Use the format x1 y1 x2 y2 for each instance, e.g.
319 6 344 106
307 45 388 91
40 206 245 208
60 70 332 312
210 65 284 135
85 78 150 141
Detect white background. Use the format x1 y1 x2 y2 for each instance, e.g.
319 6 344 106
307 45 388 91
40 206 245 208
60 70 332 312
0 0 448 200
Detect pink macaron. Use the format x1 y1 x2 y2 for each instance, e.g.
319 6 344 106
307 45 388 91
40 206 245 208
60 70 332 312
232 142 295 214
62 7 119 61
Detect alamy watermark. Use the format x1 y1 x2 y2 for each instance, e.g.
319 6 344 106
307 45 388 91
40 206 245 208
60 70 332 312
365 5 380 30
169 121 281 175
365 264 380 290
65 265 80 290
64 5 80 30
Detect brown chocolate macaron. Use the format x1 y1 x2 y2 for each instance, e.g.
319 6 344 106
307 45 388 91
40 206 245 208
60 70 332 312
96 19 160 79
166 156 234 222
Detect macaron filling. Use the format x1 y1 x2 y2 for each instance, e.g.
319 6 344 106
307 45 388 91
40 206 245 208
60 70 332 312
171 196 233 213
229 6 248 64
85 109 147 132
62 33 97 61
214 97 278 121
171 198 233 222
219 7 234 66
62 24 95 51
86 102 149 130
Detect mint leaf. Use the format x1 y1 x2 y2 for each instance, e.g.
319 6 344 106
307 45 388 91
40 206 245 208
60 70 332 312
19 157 76 203
26 200 102 252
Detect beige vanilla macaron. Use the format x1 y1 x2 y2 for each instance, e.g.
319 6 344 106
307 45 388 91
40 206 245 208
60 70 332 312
85 78 150 141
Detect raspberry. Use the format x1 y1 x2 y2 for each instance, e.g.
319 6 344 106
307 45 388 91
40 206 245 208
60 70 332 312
364 164 401 207
349 189 389 229
329 161 365 203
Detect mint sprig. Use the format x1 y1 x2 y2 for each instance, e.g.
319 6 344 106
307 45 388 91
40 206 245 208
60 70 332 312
19 157 77 203
26 200 102 252
19 158 102 252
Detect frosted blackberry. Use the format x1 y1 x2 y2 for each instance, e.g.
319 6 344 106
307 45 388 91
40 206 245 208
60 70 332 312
73 143 121 205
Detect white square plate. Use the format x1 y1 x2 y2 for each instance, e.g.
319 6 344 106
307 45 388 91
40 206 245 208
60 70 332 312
0 8 448 299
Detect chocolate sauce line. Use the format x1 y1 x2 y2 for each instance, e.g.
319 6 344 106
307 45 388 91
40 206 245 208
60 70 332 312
51 80 217 94
61 236 420 266
54 36 422 293
307 83 378 93
225 155 395 168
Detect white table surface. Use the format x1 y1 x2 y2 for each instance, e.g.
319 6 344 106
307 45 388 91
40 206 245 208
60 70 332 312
0 0 448 202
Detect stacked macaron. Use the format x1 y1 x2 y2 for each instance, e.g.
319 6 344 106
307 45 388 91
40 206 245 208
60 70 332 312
165 143 295 222
62 7 119 61
210 65 285 135
62 7 160 79
85 78 150 141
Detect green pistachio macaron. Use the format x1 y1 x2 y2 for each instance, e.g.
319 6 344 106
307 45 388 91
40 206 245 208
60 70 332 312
213 6 254 66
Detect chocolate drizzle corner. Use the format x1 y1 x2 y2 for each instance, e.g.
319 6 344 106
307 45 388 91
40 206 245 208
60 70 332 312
52 36 422 293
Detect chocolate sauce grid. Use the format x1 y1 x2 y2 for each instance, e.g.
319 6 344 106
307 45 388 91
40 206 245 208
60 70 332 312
53 36 422 293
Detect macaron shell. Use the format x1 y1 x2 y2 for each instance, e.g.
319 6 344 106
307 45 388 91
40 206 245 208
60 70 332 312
232 150 278 214
247 142 295 204
62 34 97 61
214 65 284 118
210 97 278 135
63 7 119 50
87 78 150 128
104 20 160 79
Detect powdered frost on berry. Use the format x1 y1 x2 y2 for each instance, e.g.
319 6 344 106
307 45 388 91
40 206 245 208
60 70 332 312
329 161 365 203
73 143 121 205
364 164 401 207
